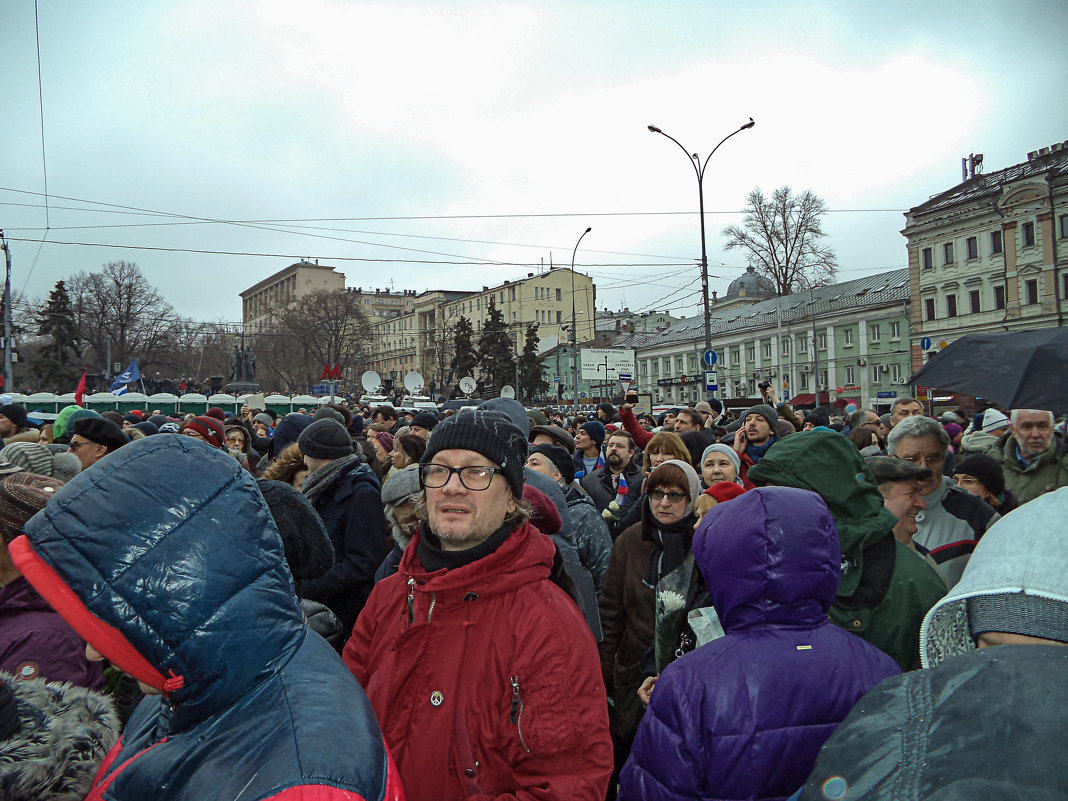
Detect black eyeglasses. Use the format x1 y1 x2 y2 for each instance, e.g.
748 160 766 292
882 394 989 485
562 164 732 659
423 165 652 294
67 442 89 451
420 463 502 491
649 489 687 503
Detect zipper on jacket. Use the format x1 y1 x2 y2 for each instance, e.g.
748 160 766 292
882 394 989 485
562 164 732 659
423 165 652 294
427 592 437 623
509 676 530 753
406 577 416 624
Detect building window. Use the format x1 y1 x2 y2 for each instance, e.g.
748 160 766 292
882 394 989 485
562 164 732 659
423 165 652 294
819 370 828 388
510 287 516 301
1063 273 1068 299
731 347 740 364
799 372 809 390
845 366 855 385
966 236 978 260
994 285 1006 310
555 288 562 301
991 230 1003 254
512 311 517 322
946 295 957 318
890 321 900 339
891 363 903 382
869 324 880 341
922 247 933 269
843 328 854 346
969 290 981 314
943 242 955 265
1026 279 1038 305
747 346 756 362
798 337 807 353
872 366 881 384
924 298 936 321
1022 221 1036 247
556 311 562 324
781 338 790 355
818 333 827 350
763 343 772 360
1059 214 1068 239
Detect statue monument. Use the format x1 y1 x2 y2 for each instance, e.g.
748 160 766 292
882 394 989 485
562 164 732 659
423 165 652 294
225 335 260 395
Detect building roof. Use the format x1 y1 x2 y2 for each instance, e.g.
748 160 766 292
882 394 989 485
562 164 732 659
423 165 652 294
724 265 777 301
613 267 909 348
908 143 1068 217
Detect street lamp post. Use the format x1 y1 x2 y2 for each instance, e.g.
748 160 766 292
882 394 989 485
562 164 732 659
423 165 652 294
570 227 591 411
647 118 755 401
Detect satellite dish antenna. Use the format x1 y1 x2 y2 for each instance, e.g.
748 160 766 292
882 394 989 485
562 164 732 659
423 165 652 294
459 376 476 395
404 372 424 393
500 385 516 399
361 371 382 392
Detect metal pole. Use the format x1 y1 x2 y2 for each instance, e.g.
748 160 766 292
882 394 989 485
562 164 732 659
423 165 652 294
0 232 12 392
571 227 591 412
647 119 754 403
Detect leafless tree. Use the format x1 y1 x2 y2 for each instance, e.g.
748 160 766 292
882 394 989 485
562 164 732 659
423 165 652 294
722 187 838 295
254 289 371 393
67 260 182 370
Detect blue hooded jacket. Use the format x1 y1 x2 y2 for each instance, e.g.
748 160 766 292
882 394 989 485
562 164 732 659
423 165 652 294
620 487 899 801
10 435 402 801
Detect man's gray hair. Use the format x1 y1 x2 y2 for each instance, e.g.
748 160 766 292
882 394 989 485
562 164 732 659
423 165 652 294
1010 409 1054 426
891 396 920 412
887 414 949 455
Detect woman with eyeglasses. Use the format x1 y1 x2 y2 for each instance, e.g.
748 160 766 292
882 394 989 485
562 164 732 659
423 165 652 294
597 458 701 796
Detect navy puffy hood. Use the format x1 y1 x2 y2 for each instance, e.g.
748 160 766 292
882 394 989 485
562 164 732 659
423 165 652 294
12 435 304 733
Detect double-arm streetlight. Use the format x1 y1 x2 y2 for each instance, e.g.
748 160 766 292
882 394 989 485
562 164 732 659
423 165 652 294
647 118 755 401
570 227 592 409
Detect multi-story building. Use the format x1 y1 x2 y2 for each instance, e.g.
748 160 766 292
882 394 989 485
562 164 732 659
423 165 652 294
365 268 596 394
240 260 345 333
614 268 913 413
902 142 1068 372
345 287 418 320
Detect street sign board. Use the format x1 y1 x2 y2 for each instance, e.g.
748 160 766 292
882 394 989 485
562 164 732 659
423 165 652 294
618 372 633 395
703 349 718 367
704 371 718 392
920 336 932 350
553 376 560 383
579 349 636 381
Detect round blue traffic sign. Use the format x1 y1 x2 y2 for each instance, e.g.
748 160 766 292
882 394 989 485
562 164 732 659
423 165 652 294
703 349 718 366
920 336 932 350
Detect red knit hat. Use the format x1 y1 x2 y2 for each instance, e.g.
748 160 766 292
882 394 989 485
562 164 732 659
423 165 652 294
704 481 746 505
205 407 227 421
129 409 144 419
182 416 226 448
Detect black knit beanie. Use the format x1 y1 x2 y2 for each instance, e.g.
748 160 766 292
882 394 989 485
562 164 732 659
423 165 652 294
530 443 576 485
953 453 1005 497
298 418 354 460
421 409 526 497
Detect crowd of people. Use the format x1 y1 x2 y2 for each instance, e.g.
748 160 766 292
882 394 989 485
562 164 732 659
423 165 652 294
0 387 1065 800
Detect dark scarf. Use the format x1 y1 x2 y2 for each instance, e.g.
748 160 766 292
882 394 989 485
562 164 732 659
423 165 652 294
640 499 695 589
746 434 776 463
416 521 513 573
301 453 366 505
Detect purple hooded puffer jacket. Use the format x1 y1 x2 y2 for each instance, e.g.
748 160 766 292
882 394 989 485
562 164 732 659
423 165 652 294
620 487 900 801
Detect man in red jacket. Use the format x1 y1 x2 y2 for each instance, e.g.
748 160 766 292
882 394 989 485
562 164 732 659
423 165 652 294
344 408 612 801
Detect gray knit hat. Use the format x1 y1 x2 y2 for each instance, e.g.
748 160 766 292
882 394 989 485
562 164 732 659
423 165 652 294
968 593 1068 644
381 465 422 507
0 443 54 477
700 443 741 477
740 403 779 429
421 409 526 497
297 418 353 460
253 413 274 428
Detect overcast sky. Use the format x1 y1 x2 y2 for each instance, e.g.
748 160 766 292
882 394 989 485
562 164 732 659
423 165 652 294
4 0 1066 327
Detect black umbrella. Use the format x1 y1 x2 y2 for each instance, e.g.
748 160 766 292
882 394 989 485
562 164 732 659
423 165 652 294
909 328 1068 411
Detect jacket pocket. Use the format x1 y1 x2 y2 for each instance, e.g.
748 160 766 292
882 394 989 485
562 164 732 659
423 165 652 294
454 704 484 796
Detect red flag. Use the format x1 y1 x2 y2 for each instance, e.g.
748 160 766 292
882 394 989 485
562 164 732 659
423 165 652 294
75 368 87 407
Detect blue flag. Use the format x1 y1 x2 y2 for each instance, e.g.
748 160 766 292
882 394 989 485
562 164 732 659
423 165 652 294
110 359 141 395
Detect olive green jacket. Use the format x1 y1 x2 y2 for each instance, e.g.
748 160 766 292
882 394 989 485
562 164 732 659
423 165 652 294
995 431 1067 506
748 431 946 670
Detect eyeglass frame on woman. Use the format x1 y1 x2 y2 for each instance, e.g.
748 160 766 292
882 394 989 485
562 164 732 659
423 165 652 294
420 463 503 491
649 488 688 503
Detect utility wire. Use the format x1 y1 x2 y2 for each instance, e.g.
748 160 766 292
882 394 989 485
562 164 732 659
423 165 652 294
21 2 51 292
